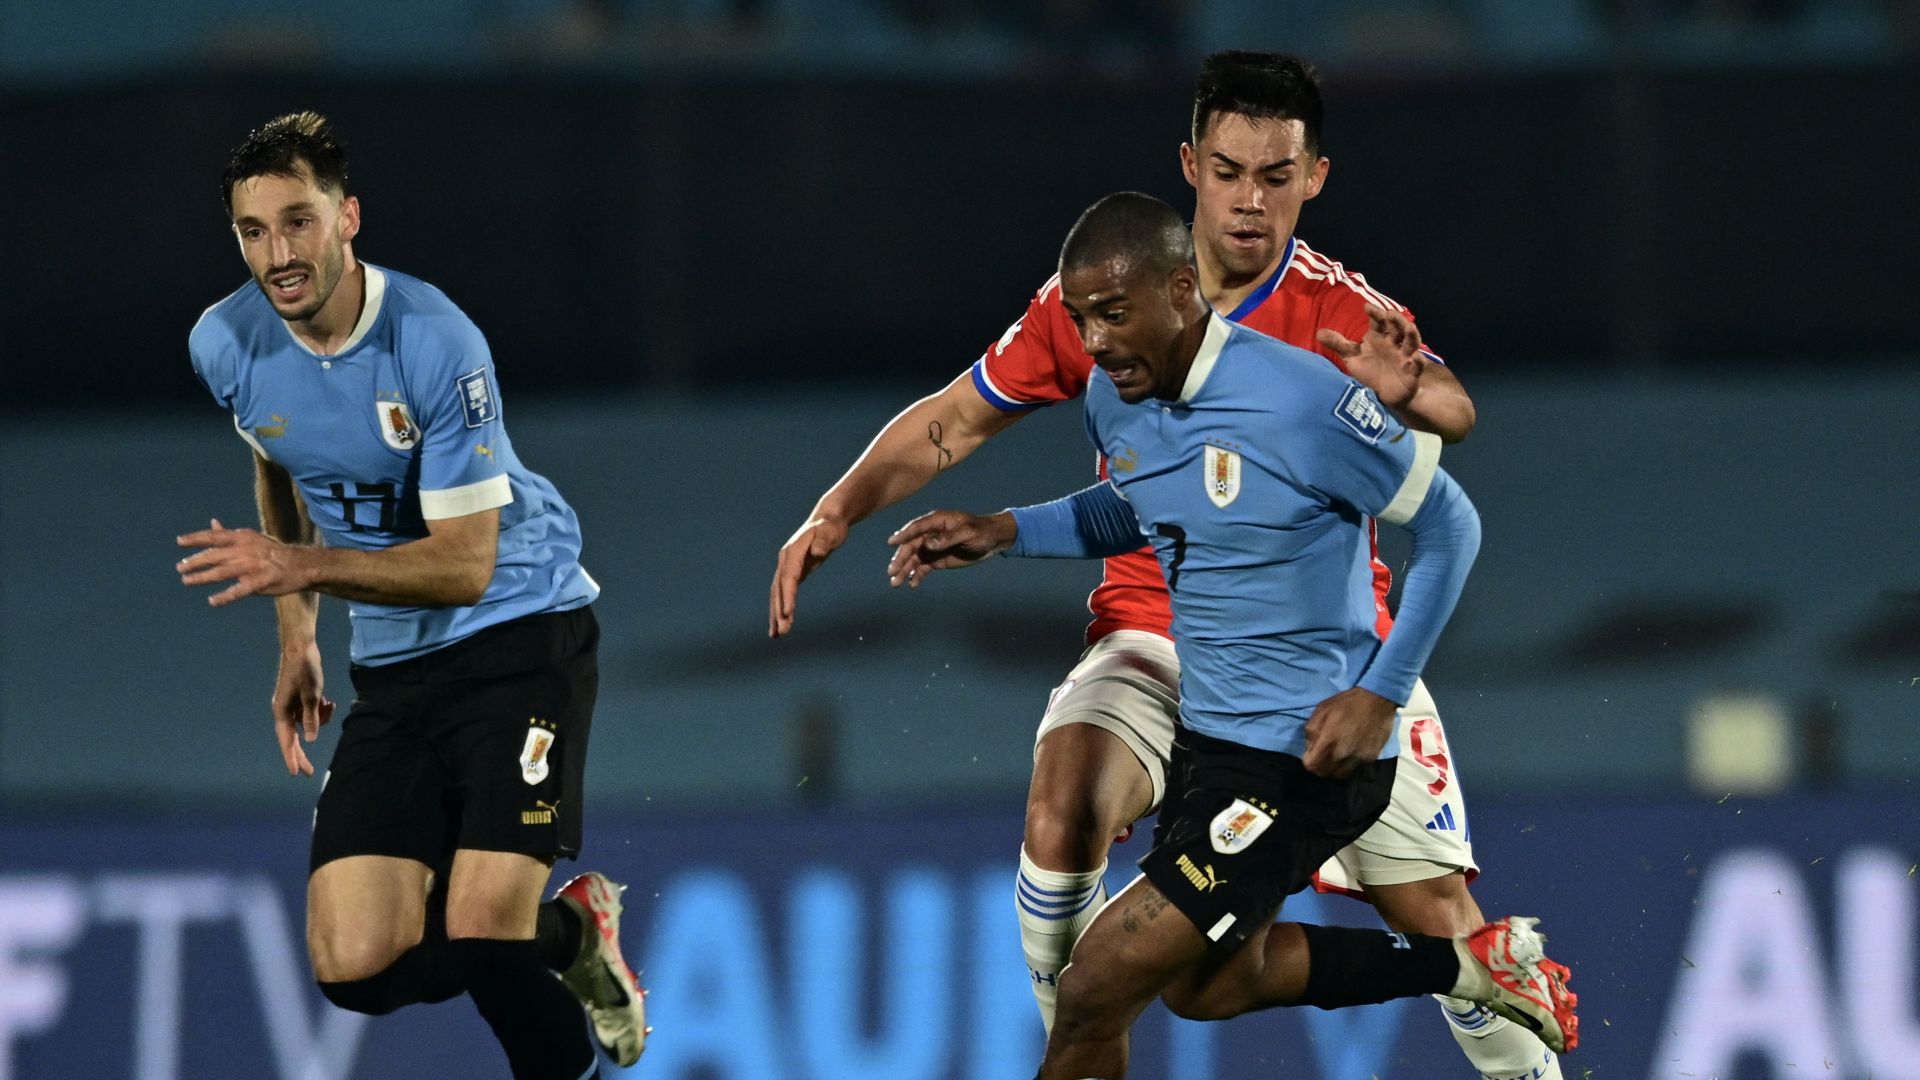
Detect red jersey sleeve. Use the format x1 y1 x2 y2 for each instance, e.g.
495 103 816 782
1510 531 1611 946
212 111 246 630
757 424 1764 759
1312 264 1446 370
969 274 1096 411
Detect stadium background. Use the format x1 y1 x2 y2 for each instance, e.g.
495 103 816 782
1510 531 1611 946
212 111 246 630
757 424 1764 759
1 2 1916 1077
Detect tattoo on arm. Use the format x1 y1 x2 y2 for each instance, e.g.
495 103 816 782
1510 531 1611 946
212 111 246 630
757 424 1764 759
928 421 954 471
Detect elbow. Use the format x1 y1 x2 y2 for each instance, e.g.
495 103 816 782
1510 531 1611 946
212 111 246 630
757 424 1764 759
454 550 497 607
1439 400 1477 444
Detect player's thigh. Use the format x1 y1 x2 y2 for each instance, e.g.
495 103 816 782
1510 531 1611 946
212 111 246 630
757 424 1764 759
1058 875 1211 1018
437 607 600 867
1032 630 1179 818
307 855 435 982
1311 679 1478 900
445 849 553 940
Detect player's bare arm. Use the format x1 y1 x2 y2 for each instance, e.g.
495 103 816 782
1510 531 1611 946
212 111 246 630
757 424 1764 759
251 452 334 777
769 371 1023 636
1318 304 1476 443
178 504 500 610
885 509 1018 588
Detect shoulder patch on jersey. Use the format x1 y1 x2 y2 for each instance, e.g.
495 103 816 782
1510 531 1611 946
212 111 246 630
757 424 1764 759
456 368 497 429
1203 444 1241 508
1334 383 1388 445
376 401 420 451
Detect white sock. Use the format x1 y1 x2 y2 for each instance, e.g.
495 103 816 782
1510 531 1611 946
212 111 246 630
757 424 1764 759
1435 996 1563 1080
1015 846 1107 1034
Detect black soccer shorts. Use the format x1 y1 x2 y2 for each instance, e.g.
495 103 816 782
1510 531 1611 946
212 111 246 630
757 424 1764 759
1139 725 1395 953
310 606 599 873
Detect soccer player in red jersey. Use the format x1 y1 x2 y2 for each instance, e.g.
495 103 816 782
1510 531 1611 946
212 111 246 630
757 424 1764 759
771 53 1559 1079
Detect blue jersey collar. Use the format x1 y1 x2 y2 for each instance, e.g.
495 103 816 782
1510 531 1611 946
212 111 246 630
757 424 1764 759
1221 236 1296 324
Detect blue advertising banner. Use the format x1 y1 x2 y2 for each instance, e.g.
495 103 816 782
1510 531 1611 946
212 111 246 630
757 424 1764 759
2 793 1915 1078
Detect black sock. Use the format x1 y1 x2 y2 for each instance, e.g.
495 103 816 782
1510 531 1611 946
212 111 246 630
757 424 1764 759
1297 923 1459 1010
536 899 584 972
452 938 597 1080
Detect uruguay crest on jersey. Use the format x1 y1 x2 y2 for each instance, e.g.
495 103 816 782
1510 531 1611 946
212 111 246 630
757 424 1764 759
377 400 419 450
1203 444 1241 508
1210 798 1273 854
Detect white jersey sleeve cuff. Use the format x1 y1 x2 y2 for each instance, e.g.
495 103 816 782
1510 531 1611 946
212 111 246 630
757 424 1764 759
1377 431 1442 527
420 474 512 520
233 415 269 459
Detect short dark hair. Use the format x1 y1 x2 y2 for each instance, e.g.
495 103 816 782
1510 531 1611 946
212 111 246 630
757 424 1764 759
1060 192 1194 282
1191 51 1323 154
221 111 349 216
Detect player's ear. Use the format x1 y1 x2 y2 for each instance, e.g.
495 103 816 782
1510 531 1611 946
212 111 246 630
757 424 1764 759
1169 263 1198 309
338 196 362 243
1180 142 1200 189
1305 155 1330 202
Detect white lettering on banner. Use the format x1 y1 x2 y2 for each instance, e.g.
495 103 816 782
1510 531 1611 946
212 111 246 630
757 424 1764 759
1840 849 1920 1079
0 873 366 1080
95 875 229 1080
230 877 370 1080
1652 849 1845 1076
0 878 84 1080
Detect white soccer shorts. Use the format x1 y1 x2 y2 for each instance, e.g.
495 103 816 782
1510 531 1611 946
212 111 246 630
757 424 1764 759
1033 632 1477 889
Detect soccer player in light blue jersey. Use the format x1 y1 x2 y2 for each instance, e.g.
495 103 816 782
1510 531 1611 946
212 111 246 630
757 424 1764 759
888 193 1577 1078
174 113 645 1078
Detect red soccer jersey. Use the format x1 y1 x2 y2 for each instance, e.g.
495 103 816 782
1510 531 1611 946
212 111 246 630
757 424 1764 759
969 236 1442 644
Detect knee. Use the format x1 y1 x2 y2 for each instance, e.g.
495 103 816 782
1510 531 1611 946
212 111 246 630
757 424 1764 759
1051 961 1131 1037
315 943 423 1016
1023 798 1107 870
310 927 418 986
1159 982 1231 1022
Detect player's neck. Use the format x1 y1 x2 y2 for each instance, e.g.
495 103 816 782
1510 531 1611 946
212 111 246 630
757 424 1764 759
289 256 365 356
1157 302 1214 401
1196 241 1288 317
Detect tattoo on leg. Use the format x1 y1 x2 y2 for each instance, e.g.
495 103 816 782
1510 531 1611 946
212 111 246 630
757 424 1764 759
1122 887 1173 934
928 421 954 470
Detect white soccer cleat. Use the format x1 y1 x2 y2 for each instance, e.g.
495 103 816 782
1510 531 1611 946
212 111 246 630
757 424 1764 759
554 871 650 1067
1456 916 1579 1054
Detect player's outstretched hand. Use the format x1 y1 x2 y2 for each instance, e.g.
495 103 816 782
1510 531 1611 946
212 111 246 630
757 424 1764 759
770 515 851 637
272 639 334 777
1302 686 1399 779
886 510 1017 589
176 518 312 606
1316 304 1423 410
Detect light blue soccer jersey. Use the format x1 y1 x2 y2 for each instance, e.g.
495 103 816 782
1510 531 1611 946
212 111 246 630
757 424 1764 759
190 264 598 665
1035 313 1475 756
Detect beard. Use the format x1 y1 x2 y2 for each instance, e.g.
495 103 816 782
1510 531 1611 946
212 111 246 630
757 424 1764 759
258 246 342 324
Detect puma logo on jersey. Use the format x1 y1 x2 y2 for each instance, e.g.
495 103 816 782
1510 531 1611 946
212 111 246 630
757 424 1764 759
1175 853 1225 893
256 414 289 439
1109 448 1139 474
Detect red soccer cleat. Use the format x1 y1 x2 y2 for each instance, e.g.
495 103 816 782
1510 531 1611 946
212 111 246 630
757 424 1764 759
553 872 651 1066
1457 916 1579 1054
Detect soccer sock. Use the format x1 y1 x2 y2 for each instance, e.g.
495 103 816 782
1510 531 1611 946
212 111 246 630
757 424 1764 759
536 899 585 972
1015 846 1107 1033
1296 923 1459 1009
452 938 599 1080
316 907 465 1015
318 943 445 1016
1436 996 1563 1080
